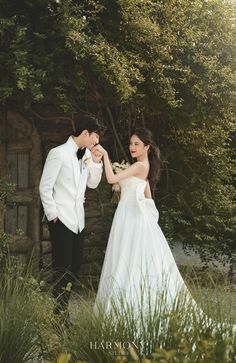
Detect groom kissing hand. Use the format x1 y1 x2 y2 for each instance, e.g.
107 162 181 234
90 145 103 164
39 114 103 318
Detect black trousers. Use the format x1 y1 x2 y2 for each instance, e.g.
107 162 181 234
48 218 84 313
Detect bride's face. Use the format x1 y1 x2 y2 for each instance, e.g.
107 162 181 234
129 134 147 158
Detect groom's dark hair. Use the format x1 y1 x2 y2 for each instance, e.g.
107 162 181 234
73 114 103 137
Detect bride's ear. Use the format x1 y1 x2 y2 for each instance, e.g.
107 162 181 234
146 145 150 152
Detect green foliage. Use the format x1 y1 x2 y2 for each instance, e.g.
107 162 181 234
0 0 235 263
0 176 15 267
0 260 63 363
0 0 82 109
0 175 15 201
50 274 236 363
0 259 235 362
0 231 10 268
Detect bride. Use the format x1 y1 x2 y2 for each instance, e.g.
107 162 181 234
92 127 200 318
92 128 197 311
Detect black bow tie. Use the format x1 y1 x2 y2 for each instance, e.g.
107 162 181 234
76 148 86 160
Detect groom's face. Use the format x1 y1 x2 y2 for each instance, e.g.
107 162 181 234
84 131 99 150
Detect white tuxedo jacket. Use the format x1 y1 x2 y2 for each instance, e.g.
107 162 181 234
39 137 103 233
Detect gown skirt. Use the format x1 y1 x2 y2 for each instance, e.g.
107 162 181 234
94 177 192 317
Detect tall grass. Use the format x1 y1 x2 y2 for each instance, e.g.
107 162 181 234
0 259 235 363
0 259 63 363
62 273 236 363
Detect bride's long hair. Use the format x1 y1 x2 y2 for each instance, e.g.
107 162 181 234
131 128 161 189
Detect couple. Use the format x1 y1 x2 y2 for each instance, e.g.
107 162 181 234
39 114 194 318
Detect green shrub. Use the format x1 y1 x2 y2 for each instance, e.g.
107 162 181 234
0 260 63 363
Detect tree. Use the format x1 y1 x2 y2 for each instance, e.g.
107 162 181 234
0 0 235 266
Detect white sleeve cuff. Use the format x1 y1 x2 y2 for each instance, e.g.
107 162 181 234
45 209 58 222
89 159 103 169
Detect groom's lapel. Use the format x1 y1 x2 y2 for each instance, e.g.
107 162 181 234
77 148 91 194
64 138 80 187
77 162 87 195
68 150 80 188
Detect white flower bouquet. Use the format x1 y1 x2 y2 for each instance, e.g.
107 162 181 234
111 160 130 204
112 160 130 174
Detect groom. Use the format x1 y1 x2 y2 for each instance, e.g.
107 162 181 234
39 114 103 316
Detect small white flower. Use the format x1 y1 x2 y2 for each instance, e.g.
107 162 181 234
112 183 121 192
111 160 130 174
82 155 91 168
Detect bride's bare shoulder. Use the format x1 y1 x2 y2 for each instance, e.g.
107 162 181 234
131 161 149 179
133 161 149 172
132 161 147 168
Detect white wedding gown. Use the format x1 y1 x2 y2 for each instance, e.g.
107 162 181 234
94 176 197 317
93 175 236 343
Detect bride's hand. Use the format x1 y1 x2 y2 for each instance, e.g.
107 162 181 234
92 144 107 156
91 149 103 163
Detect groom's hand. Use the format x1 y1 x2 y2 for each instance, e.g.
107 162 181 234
91 146 103 163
